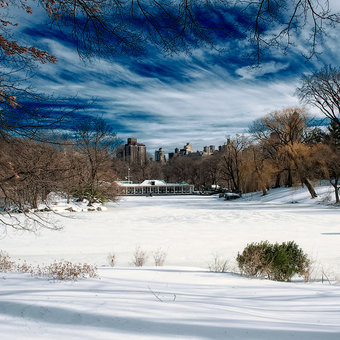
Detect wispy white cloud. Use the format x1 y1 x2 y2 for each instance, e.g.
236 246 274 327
235 62 289 80
109 76 300 152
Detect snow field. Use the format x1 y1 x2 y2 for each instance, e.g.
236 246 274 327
0 268 340 340
0 184 339 339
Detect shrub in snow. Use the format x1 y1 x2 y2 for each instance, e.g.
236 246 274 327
152 249 167 266
107 252 116 267
131 247 148 267
236 241 311 282
0 251 15 272
39 261 98 281
73 183 119 206
0 251 98 280
0 251 36 274
208 254 229 273
16 261 35 275
74 189 107 205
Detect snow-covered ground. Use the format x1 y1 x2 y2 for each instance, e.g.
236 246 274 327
1 268 340 340
0 184 339 339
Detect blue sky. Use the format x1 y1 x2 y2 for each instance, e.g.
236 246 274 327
13 1 340 155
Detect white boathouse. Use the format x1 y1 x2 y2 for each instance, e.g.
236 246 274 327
116 180 194 196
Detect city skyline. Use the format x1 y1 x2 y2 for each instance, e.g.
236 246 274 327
120 137 231 160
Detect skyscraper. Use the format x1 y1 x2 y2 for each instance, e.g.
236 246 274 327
155 148 166 162
118 138 147 165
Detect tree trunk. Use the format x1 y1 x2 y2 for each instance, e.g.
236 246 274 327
330 178 339 204
335 187 340 204
32 191 39 209
256 170 267 195
302 177 317 198
274 173 281 188
286 168 293 187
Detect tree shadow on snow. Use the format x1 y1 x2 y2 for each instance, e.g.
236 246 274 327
0 300 339 340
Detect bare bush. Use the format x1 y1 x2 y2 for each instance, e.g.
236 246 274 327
40 261 98 281
107 252 116 267
0 251 98 281
0 251 36 274
320 193 332 203
0 251 15 272
301 258 317 283
132 247 148 267
153 249 167 267
208 254 229 273
16 261 35 275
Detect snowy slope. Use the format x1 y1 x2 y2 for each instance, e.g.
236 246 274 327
1 268 340 340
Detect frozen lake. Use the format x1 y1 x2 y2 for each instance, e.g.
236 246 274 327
2 189 340 276
1 187 340 340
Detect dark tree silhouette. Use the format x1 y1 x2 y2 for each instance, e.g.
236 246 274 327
297 65 340 126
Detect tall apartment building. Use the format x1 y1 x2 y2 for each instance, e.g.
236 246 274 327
155 148 166 162
203 145 216 155
169 143 194 160
180 142 194 156
117 138 147 165
168 148 179 160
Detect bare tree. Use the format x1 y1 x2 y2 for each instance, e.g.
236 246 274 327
250 108 319 198
218 135 248 193
279 143 318 198
250 108 309 188
317 122 340 203
200 154 220 189
74 118 121 204
2 1 339 65
0 136 72 232
241 144 274 196
297 65 340 126
32 1 340 60
244 0 340 61
315 143 340 203
0 138 67 209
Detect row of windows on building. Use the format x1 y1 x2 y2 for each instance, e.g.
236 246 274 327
116 181 194 195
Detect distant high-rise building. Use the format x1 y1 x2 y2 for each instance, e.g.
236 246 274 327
179 143 194 156
169 147 179 160
203 145 216 156
169 143 218 159
155 148 166 163
118 138 147 165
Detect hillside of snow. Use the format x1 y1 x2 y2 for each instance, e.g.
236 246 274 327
242 182 337 205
